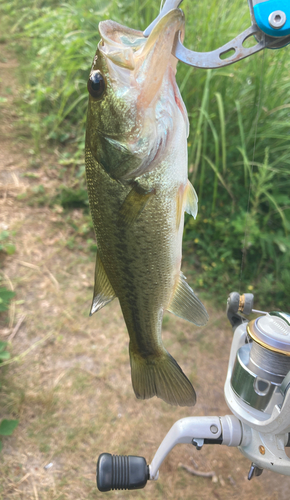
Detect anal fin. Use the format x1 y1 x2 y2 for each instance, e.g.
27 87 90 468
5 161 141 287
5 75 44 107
167 272 208 326
90 252 116 316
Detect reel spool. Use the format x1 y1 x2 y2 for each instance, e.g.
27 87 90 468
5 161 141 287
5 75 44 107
231 312 290 412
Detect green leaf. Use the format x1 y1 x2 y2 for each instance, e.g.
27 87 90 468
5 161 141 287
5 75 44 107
5 244 16 255
0 419 19 436
0 288 15 312
0 351 10 361
276 241 287 253
0 231 9 241
0 341 8 352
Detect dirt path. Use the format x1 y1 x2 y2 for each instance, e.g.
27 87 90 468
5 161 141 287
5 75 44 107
1 43 290 500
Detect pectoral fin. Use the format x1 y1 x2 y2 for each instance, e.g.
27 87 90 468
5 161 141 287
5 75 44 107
176 180 198 229
184 180 198 219
120 183 155 225
90 252 116 316
167 273 208 326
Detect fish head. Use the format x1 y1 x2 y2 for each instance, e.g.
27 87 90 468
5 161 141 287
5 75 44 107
86 9 188 180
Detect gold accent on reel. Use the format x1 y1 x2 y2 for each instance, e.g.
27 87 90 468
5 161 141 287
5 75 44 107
238 294 245 312
247 320 290 357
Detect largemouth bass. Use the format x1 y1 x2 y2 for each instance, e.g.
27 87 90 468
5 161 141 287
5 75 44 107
85 8 208 406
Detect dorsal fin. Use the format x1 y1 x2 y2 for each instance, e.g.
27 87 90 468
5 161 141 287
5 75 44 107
90 252 116 316
167 273 208 326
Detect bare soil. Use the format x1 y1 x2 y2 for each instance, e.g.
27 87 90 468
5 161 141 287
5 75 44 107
1 43 290 500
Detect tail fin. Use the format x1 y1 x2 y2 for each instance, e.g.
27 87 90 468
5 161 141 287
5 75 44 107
129 346 196 407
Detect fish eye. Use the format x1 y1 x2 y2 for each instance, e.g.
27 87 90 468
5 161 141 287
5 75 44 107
87 70 106 99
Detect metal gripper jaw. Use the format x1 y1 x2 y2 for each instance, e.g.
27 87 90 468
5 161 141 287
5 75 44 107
144 0 290 69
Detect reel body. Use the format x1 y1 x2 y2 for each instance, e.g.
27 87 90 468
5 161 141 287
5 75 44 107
225 299 290 476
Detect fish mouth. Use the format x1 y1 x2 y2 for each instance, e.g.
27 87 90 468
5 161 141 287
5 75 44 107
96 10 186 179
98 9 185 85
98 22 144 70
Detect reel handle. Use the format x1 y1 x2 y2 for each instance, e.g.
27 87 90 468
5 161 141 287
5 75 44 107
97 453 149 492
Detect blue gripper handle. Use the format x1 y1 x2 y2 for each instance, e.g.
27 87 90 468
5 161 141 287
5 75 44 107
254 0 290 37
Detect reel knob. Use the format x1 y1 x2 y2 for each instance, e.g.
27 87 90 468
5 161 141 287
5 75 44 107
97 453 149 492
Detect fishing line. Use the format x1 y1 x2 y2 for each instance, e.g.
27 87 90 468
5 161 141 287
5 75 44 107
239 50 265 293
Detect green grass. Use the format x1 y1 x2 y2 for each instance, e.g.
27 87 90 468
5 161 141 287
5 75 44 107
1 0 290 309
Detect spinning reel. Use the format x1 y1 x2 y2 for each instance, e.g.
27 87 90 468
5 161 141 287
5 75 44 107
96 292 290 491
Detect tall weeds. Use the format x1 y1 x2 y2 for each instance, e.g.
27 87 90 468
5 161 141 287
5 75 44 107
1 0 290 308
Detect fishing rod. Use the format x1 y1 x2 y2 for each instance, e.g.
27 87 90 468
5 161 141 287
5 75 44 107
96 0 290 491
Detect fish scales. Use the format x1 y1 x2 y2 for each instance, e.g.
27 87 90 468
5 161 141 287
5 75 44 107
86 133 184 351
85 9 208 406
